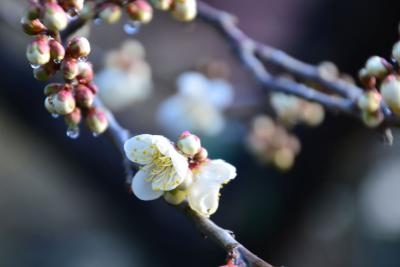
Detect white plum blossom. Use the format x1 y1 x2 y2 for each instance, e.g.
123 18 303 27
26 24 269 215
157 71 234 136
96 40 152 111
187 159 236 217
124 134 189 200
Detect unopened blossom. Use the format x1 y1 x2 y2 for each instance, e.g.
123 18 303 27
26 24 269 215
157 71 233 136
247 115 301 171
270 92 325 127
187 159 236 217
96 40 152 111
124 134 189 200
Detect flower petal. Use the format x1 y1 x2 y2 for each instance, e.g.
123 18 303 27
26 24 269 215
124 134 164 164
188 159 237 216
188 180 221 217
131 170 163 201
197 159 237 184
151 168 186 191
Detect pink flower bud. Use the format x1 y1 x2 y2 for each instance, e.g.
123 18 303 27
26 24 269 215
75 84 94 108
126 0 153 24
365 56 391 79
150 0 173 10
44 83 64 95
42 3 68 31
33 61 58 81
86 108 108 135
99 3 122 24
177 131 201 156
62 58 79 80
194 147 208 162
26 36 50 65
21 16 46 35
66 36 91 59
45 89 76 115
380 75 400 115
171 0 197 22
49 39 65 62
86 83 98 94
64 107 82 127
76 61 94 83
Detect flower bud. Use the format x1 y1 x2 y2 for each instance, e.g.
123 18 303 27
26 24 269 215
76 61 94 83
177 131 201 156
361 110 383 128
392 41 400 63
33 62 57 81
75 84 94 108
99 3 122 24
358 67 376 89
357 89 382 113
273 147 294 171
164 189 187 205
86 83 98 94
86 108 108 135
45 89 76 115
126 0 153 24
49 39 65 62
59 0 85 12
64 107 82 127
42 3 68 31
44 83 64 95
26 36 50 65
62 58 79 80
301 103 325 127
194 147 208 162
171 0 197 22
25 4 42 20
66 36 91 59
380 75 400 115
365 56 390 79
150 0 172 10
21 16 46 35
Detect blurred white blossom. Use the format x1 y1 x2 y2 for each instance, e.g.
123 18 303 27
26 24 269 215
157 71 234 136
96 40 152 111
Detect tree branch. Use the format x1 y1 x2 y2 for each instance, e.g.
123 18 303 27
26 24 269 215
196 1 400 127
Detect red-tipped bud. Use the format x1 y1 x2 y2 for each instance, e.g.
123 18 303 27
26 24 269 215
171 0 197 22
66 36 91 59
45 89 76 115
126 0 153 24
49 39 65 62
99 3 122 24
75 84 94 108
21 16 46 35
33 61 58 81
42 3 68 31
44 83 64 95
62 58 79 80
177 131 201 156
86 108 108 135
64 107 82 127
26 36 50 65
76 61 94 83
365 56 391 79
150 0 173 10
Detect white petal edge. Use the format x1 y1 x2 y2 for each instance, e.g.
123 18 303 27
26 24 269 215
198 159 237 184
131 170 163 201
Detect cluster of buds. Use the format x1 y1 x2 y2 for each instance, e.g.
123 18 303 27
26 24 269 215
97 0 197 27
357 34 400 127
270 92 325 127
22 0 108 138
247 115 301 171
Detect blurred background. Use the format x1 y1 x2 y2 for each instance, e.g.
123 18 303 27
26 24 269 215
1 0 400 266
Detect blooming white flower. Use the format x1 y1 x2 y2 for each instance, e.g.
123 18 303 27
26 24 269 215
96 40 152 111
157 71 233 136
187 159 236 217
124 134 189 200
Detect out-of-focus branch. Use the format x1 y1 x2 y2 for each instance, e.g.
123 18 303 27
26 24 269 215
196 1 400 127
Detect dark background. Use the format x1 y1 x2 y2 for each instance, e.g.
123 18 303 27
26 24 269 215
1 0 400 266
